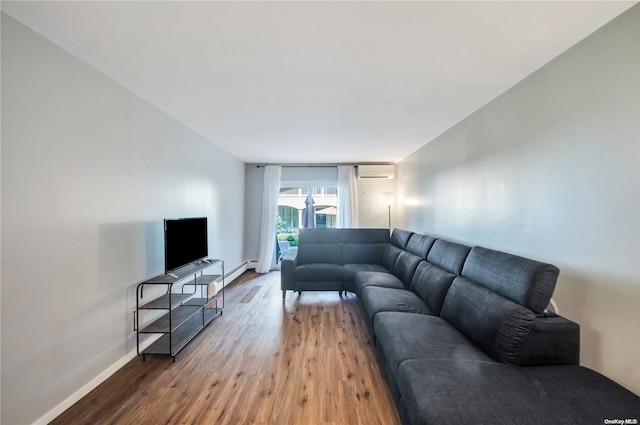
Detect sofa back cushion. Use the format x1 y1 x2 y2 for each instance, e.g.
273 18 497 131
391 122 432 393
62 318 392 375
381 243 403 271
392 251 423 285
341 228 389 264
461 246 559 314
405 234 437 259
390 228 413 249
426 240 471 275
441 277 536 365
410 261 456 315
297 229 342 265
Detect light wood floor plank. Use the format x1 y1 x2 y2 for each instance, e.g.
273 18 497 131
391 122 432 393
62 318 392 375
50 271 401 425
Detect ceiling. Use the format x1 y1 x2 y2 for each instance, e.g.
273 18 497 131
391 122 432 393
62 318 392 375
2 1 635 164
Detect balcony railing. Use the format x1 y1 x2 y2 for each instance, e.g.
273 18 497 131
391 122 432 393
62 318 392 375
280 187 337 197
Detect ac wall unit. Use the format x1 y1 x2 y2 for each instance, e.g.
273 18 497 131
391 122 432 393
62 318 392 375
357 164 395 179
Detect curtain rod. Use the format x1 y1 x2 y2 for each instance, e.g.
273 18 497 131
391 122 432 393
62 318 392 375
255 163 349 168
254 163 393 168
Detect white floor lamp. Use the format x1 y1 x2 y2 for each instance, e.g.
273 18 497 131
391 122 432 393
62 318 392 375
383 192 394 230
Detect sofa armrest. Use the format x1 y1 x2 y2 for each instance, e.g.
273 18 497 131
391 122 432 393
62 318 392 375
518 314 580 365
281 255 298 297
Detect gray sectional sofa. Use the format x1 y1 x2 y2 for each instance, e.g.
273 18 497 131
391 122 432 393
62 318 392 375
281 228 640 425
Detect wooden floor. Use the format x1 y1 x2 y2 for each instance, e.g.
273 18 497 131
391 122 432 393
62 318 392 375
50 271 401 425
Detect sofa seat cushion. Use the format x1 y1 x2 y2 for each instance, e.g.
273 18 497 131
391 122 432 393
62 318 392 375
294 263 343 282
343 263 388 284
373 312 492 375
354 271 406 296
360 287 434 324
396 360 640 425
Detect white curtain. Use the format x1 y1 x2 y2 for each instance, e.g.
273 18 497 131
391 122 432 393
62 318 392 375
256 165 281 273
337 165 358 228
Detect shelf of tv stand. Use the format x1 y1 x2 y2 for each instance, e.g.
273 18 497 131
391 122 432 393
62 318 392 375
140 305 202 333
186 274 222 288
144 259 223 284
140 298 219 334
183 297 217 307
142 307 222 357
139 293 192 310
136 258 225 360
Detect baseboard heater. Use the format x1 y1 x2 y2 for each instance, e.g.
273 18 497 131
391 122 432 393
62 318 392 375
210 261 252 296
218 261 250 282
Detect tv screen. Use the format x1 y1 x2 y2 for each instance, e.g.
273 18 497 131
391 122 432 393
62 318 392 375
164 217 208 273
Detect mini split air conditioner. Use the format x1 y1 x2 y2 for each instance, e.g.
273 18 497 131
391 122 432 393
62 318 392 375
357 164 395 179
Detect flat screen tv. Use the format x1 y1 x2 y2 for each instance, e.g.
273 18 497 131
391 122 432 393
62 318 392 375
164 217 208 273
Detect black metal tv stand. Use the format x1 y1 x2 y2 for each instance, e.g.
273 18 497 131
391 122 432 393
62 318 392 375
135 259 224 361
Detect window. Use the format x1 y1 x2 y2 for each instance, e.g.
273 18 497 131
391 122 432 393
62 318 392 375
276 186 338 263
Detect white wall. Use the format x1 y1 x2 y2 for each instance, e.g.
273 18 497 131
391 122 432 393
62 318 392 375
281 166 338 186
356 177 396 229
1 14 246 425
396 6 639 393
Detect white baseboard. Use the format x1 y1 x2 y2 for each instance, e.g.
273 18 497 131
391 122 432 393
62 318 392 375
33 261 251 425
31 341 154 425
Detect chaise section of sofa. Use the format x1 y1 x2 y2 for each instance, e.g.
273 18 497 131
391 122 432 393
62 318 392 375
396 360 640 425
